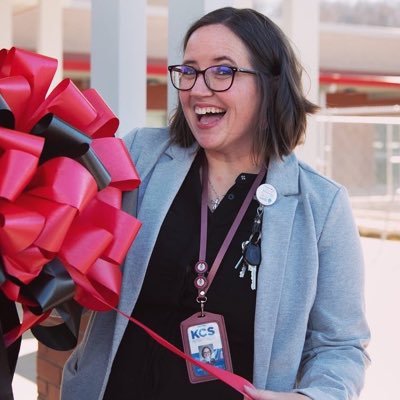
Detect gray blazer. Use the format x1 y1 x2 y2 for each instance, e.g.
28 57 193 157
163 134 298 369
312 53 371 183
61 128 370 400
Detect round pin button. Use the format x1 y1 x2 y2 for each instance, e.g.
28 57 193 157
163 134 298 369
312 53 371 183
256 183 277 206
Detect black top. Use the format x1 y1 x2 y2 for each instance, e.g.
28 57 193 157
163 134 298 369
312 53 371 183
104 154 262 400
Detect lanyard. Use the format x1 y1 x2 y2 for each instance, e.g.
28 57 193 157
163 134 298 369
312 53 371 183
194 155 267 315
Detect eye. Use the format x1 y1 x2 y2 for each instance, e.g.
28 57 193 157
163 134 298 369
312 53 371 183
215 66 233 75
210 65 234 79
179 65 196 76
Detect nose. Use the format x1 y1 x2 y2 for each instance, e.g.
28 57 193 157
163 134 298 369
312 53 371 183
190 72 213 95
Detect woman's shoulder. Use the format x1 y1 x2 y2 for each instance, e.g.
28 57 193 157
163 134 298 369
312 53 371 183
296 158 354 237
120 127 172 164
121 127 170 151
273 153 344 204
297 159 343 198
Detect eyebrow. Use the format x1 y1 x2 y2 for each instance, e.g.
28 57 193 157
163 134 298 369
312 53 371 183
182 55 237 66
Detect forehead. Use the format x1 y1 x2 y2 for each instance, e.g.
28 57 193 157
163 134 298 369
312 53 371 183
183 24 251 65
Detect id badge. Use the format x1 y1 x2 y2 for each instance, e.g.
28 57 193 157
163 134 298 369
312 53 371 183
180 311 233 383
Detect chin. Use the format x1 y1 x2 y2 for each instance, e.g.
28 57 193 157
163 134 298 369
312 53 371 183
195 137 221 150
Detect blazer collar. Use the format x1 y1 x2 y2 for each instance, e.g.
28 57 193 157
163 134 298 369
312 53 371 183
267 153 299 196
134 138 198 185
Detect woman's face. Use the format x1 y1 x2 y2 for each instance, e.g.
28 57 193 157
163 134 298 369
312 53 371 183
202 347 211 358
179 24 260 159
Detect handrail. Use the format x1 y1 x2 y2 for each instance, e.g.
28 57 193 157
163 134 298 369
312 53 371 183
316 115 400 124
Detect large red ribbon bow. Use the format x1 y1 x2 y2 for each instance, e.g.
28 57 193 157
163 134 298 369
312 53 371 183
0 47 141 346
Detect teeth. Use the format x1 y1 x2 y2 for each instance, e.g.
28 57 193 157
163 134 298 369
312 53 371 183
195 106 225 115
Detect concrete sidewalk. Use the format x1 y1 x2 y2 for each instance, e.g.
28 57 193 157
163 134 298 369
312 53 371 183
13 331 37 400
12 236 400 400
359 237 400 400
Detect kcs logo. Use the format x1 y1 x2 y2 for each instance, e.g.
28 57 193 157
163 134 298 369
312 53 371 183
190 326 215 340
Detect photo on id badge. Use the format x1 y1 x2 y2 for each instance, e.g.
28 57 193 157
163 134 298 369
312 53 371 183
188 321 226 376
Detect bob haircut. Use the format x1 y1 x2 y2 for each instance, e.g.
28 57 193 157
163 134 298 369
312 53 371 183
169 7 319 161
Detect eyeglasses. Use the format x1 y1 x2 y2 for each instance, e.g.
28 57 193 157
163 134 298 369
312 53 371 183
168 64 258 92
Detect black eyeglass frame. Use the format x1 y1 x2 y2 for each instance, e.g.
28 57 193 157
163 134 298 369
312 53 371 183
167 64 259 92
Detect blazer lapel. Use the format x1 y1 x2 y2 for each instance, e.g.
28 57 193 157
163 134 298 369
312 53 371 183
253 154 299 387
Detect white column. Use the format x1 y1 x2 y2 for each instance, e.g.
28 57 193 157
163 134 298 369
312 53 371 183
282 0 320 169
167 0 236 116
37 0 63 87
91 0 147 136
0 0 12 50
167 0 203 117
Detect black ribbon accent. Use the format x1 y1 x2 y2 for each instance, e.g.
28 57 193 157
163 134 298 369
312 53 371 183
0 94 15 130
31 300 82 351
0 262 6 287
1 257 82 354
31 113 111 190
23 259 82 351
21 259 76 315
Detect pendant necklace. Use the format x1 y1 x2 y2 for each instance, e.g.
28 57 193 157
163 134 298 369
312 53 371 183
208 178 225 212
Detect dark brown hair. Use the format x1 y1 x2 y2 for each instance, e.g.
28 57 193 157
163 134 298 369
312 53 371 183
169 7 319 161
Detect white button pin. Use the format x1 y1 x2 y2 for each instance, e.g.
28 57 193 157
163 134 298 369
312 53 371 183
256 183 277 206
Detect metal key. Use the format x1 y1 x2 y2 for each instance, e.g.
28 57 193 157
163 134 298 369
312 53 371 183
248 265 257 290
239 264 247 278
234 240 249 269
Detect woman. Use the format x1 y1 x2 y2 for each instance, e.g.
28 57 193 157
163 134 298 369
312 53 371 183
200 346 216 365
61 7 370 400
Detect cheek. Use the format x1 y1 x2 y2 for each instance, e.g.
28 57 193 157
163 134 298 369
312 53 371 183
240 86 260 121
178 93 192 119
178 92 189 109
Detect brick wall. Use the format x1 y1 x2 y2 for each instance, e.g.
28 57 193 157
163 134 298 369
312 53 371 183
37 315 89 400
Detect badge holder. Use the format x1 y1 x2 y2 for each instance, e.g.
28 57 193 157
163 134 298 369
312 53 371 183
180 311 233 383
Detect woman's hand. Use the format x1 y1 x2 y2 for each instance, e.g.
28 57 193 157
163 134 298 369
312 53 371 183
243 385 310 400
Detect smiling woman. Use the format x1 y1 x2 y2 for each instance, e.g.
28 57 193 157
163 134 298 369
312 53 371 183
60 7 370 400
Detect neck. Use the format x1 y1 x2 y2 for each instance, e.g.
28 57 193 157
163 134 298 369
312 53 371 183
204 150 261 175
204 150 262 210
204 150 261 184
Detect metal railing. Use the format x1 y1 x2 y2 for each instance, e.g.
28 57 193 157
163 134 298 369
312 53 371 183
315 106 400 239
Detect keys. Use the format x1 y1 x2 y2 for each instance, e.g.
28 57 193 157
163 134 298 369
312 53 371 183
234 240 249 269
235 239 261 291
234 205 264 290
248 265 257 290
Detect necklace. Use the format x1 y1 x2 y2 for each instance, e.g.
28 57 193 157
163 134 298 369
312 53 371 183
208 178 225 212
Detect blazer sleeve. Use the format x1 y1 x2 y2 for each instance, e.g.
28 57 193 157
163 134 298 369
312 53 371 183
295 186 371 400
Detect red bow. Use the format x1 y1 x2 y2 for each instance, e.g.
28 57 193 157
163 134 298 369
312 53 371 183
0 47 141 346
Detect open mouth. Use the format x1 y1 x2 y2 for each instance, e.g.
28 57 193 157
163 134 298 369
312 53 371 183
195 106 226 125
